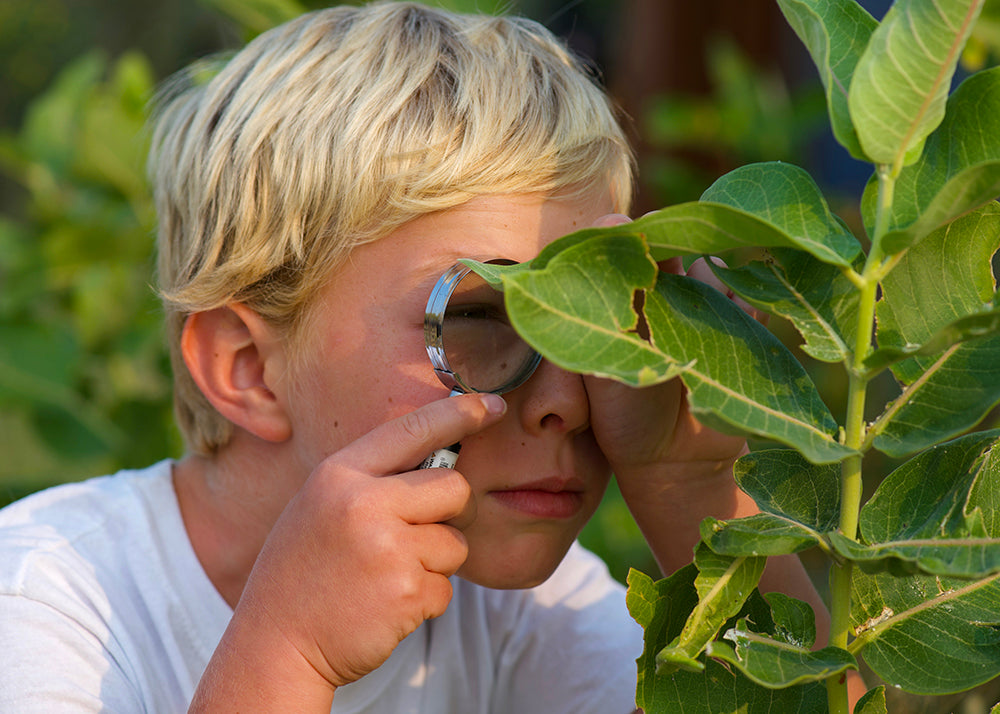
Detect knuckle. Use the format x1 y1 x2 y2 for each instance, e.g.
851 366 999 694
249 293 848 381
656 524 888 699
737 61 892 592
398 409 436 445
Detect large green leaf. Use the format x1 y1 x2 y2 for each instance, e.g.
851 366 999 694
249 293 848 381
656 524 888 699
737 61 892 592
644 273 855 464
849 435 1000 694
709 248 860 363
627 568 828 713
830 431 1000 577
880 68 1000 254
657 545 766 674
776 0 878 159
702 449 841 557
872 205 1000 456
529 163 860 270
706 592 857 689
698 162 861 267
848 0 984 170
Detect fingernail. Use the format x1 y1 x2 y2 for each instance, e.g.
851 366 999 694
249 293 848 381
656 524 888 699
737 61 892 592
480 393 507 416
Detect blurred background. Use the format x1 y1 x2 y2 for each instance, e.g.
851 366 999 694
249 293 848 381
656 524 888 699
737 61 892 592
1 1 999 710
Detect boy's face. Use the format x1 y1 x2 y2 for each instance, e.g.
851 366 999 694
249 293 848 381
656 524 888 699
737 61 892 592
288 191 616 589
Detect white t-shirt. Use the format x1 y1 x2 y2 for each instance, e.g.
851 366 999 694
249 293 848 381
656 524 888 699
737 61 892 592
0 461 642 713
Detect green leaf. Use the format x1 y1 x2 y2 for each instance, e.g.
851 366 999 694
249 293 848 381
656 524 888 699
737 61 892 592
628 568 828 713
848 0 985 170
657 545 765 674
531 163 860 271
709 248 860 363
501 233 687 386
707 593 857 688
881 68 1000 254
645 273 855 464
872 204 1000 456
849 436 1000 694
699 162 861 267
853 686 887 714
200 0 306 36
850 569 1000 695
831 431 1000 577
776 0 879 159
702 449 841 557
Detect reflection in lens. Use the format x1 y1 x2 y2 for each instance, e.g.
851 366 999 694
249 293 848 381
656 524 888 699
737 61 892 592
441 270 538 393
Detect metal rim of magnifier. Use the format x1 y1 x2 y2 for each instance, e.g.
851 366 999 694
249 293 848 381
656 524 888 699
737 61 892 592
424 259 542 395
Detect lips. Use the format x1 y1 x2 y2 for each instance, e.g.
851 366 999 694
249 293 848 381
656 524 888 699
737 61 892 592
489 476 586 519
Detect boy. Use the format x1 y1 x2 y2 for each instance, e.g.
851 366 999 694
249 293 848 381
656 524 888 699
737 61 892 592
0 3 828 712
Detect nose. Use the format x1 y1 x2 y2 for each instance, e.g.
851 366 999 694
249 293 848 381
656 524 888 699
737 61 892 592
512 359 590 437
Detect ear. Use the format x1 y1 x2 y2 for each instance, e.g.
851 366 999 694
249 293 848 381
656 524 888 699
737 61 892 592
181 304 292 444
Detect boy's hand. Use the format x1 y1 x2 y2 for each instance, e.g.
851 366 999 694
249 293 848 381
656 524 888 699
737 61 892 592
198 392 506 705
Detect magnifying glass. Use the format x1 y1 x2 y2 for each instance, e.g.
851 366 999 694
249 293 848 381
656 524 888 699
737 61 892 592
420 259 541 469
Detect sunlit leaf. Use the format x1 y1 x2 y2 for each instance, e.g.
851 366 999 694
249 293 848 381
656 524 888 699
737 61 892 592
530 163 860 271
777 0 878 160
879 68 1000 254
848 0 984 170
699 162 861 267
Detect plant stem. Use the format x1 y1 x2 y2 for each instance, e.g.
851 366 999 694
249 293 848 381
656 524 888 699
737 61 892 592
826 164 896 714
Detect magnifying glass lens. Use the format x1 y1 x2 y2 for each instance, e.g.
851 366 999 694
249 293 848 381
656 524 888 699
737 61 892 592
442 271 537 393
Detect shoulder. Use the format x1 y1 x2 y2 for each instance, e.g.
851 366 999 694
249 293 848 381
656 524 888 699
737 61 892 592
0 460 175 600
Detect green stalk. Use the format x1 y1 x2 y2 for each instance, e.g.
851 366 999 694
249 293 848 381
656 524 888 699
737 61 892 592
826 164 895 714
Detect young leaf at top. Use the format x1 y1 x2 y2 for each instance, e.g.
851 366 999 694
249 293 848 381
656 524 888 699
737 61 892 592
848 0 985 172
644 272 856 464
777 0 879 160
829 430 1000 577
709 248 860 363
878 68 1000 254
706 591 857 689
628 568 828 713
849 436 1000 694
871 204 1000 457
656 545 766 675
702 449 841 557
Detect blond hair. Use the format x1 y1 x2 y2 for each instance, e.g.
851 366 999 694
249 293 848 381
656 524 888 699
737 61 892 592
149 1 634 455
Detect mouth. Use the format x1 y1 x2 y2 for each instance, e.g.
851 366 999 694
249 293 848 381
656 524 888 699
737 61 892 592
488 477 586 519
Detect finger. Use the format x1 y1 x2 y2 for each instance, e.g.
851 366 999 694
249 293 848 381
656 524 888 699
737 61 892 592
592 213 631 228
339 392 507 475
412 522 468 577
384 466 476 526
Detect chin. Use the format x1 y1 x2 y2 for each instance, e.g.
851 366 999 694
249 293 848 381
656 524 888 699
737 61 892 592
456 535 574 589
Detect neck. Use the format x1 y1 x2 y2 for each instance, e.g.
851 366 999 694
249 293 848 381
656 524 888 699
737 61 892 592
172 438 300 608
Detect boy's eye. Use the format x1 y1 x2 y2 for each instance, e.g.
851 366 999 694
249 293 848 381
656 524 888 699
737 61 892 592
445 303 509 324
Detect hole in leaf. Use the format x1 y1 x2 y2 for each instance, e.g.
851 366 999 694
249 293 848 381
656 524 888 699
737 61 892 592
629 289 651 343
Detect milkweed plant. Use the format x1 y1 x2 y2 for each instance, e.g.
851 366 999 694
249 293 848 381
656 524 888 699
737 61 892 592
469 1 1000 711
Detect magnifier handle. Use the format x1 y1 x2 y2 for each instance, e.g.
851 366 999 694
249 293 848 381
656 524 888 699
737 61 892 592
419 387 465 469
419 443 461 469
